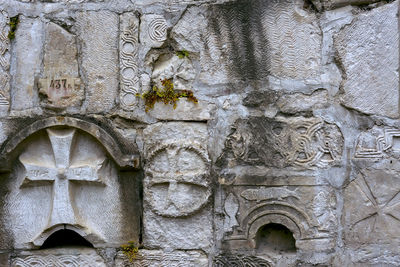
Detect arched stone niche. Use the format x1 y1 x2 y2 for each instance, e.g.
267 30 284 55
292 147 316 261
0 117 140 249
223 201 317 253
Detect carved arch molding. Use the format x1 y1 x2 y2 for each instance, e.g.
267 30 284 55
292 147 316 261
0 117 140 249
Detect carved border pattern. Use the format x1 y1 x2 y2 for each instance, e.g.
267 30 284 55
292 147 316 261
12 254 105 267
355 128 400 159
213 255 272 267
120 16 139 110
0 12 10 107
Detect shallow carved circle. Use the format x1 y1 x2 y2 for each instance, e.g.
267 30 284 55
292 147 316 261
146 142 210 217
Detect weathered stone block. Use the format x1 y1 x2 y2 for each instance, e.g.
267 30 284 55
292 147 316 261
76 11 119 113
344 167 400 248
39 22 82 109
10 16 44 111
335 1 399 118
115 250 208 267
142 122 212 249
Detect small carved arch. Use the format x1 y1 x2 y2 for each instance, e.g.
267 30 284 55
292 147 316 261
241 202 314 248
33 224 104 248
0 116 140 171
40 229 94 249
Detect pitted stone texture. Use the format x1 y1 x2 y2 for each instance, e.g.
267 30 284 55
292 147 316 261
39 22 82 108
201 0 321 82
218 116 344 169
0 11 10 117
335 1 399 118
143 122 212 249
5 127 138 249
10 16 44 111
76 11 119 113
115 250 208 267
11 248 106 267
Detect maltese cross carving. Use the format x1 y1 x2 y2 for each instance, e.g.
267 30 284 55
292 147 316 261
19 128 105 228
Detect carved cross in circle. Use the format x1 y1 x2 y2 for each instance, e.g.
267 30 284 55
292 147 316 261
19 128 105 228
146 143 210 217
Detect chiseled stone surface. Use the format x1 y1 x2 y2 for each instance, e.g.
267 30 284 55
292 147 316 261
10 16 43 111
335 1 399 118
0 0 399 266
75 11 119 113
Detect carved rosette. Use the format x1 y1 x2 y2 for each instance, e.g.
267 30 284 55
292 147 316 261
145 141 211 217
120 13 140 110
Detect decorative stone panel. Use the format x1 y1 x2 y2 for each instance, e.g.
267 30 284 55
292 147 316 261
11 248 106 267
142 122 212 250
0 117 140 249
115 250 208 267
218 116 344 170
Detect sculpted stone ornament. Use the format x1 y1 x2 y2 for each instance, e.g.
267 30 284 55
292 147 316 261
20 128 105 230
1 117 140 249
219 116 343 169
115 250 208 267
145 141 211 217
344 170 400 245
119 13 139 110
355 126 400 159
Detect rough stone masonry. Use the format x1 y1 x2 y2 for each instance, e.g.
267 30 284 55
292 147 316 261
0 0 398 266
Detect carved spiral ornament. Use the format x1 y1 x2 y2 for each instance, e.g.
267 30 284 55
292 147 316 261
148 18 167 42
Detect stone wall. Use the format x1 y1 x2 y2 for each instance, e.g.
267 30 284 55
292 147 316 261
0 0 398 266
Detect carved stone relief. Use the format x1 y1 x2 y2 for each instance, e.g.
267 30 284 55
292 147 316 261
142 122 212 249
4 125 138 248
354 126 400 159
120 13 139 110
344 169 400 245
0 11 10 115
218 116 344 169
140 15 168 48
38 22 82 108
12 248 106 267
213 254 272 267
220 176 337 253
115 250 208 267
145 141 210 217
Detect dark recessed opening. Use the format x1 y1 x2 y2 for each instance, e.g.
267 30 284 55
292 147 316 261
256 223 296 253
40 229 94 249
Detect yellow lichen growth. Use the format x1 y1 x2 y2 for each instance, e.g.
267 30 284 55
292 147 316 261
136 78 198 112
121 241 139 263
